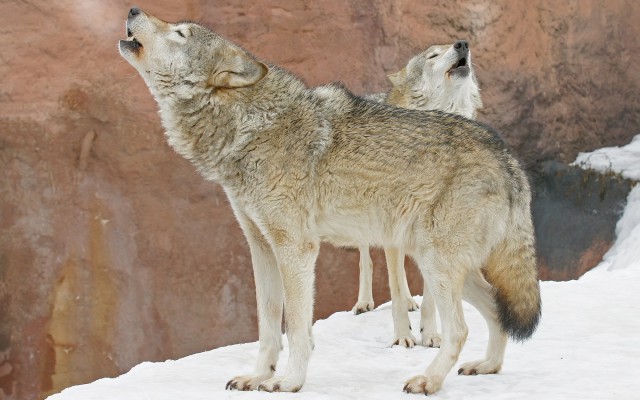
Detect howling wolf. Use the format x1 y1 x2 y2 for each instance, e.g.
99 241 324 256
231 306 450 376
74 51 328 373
356 41 484 351
119 8 540 395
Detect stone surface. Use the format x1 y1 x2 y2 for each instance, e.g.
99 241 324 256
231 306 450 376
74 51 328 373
532 162 634 281
1 1 639 399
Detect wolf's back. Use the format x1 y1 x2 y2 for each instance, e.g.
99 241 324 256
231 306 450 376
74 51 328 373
484 160 541 341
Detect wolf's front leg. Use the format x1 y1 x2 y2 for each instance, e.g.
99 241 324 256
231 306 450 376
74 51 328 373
397 253 420 312
420 280 441 348
385 247 417 347
352 246 375 314
258 235 319 393
226 215 283 391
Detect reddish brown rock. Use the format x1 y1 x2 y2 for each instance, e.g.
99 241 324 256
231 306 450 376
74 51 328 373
1 1 639 399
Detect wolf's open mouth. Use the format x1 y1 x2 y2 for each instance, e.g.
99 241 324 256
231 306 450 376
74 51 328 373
447 57 470 77
124 27 143 49
126 37 142 49
448 57 467 71
455 57 467 68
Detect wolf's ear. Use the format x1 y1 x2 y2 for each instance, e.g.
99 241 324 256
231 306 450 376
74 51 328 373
387 68 406 86
209 50 268 89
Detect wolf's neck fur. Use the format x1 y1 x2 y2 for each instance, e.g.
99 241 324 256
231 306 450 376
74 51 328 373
151 67 308 185
386 77 482 119
154 84 237 182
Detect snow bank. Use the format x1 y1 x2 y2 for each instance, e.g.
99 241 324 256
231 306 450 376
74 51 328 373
574 135 640 181
575 134 640 271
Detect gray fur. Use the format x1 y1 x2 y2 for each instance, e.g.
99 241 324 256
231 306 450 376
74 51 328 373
119 10 540 395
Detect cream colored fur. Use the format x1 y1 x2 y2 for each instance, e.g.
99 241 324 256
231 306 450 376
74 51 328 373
357 42 483 350
119 10 540 395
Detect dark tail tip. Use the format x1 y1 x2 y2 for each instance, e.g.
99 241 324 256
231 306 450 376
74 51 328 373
495 291 541 342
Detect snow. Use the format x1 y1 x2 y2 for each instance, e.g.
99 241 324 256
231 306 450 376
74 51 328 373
574 136 640 272
49 137 640 400
574 135 640 181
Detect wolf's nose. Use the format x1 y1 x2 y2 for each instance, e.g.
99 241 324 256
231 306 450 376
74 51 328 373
129 7 141 18
454 40 469 52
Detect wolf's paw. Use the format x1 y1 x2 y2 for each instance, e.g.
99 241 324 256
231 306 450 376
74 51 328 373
352 301 374 315
257 376 303 393
421 332 442 348
403 374 443 395
407 297 420 312
392 334 417 348
226 374 271 391
458 359 502 375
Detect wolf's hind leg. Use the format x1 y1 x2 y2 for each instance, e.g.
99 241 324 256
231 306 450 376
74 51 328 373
458 269 506 375
404 249 469 394
226 215 283 391
352 246 375 314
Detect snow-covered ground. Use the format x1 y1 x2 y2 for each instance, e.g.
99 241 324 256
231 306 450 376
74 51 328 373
49 138 640 400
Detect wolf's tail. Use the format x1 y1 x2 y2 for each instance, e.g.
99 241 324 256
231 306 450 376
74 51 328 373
484 169 541 341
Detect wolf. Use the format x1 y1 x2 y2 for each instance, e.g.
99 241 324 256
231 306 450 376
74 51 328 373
355 41 484 350
119 8 541 395
383 40 482 118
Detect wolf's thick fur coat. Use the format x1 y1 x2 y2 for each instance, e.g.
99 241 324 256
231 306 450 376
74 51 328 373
119 9 541 395
356 41 485 350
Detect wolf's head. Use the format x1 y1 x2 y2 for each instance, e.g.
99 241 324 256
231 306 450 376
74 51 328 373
386 41 481 118
118 8 268 99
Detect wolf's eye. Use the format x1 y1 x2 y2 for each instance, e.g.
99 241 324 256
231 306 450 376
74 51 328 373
176 30 185 38
427 53 438 59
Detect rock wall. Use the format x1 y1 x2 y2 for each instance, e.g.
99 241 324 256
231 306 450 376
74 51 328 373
1 1 639 399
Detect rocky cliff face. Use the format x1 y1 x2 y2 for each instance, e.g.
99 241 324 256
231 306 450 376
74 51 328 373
1 1 639 399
